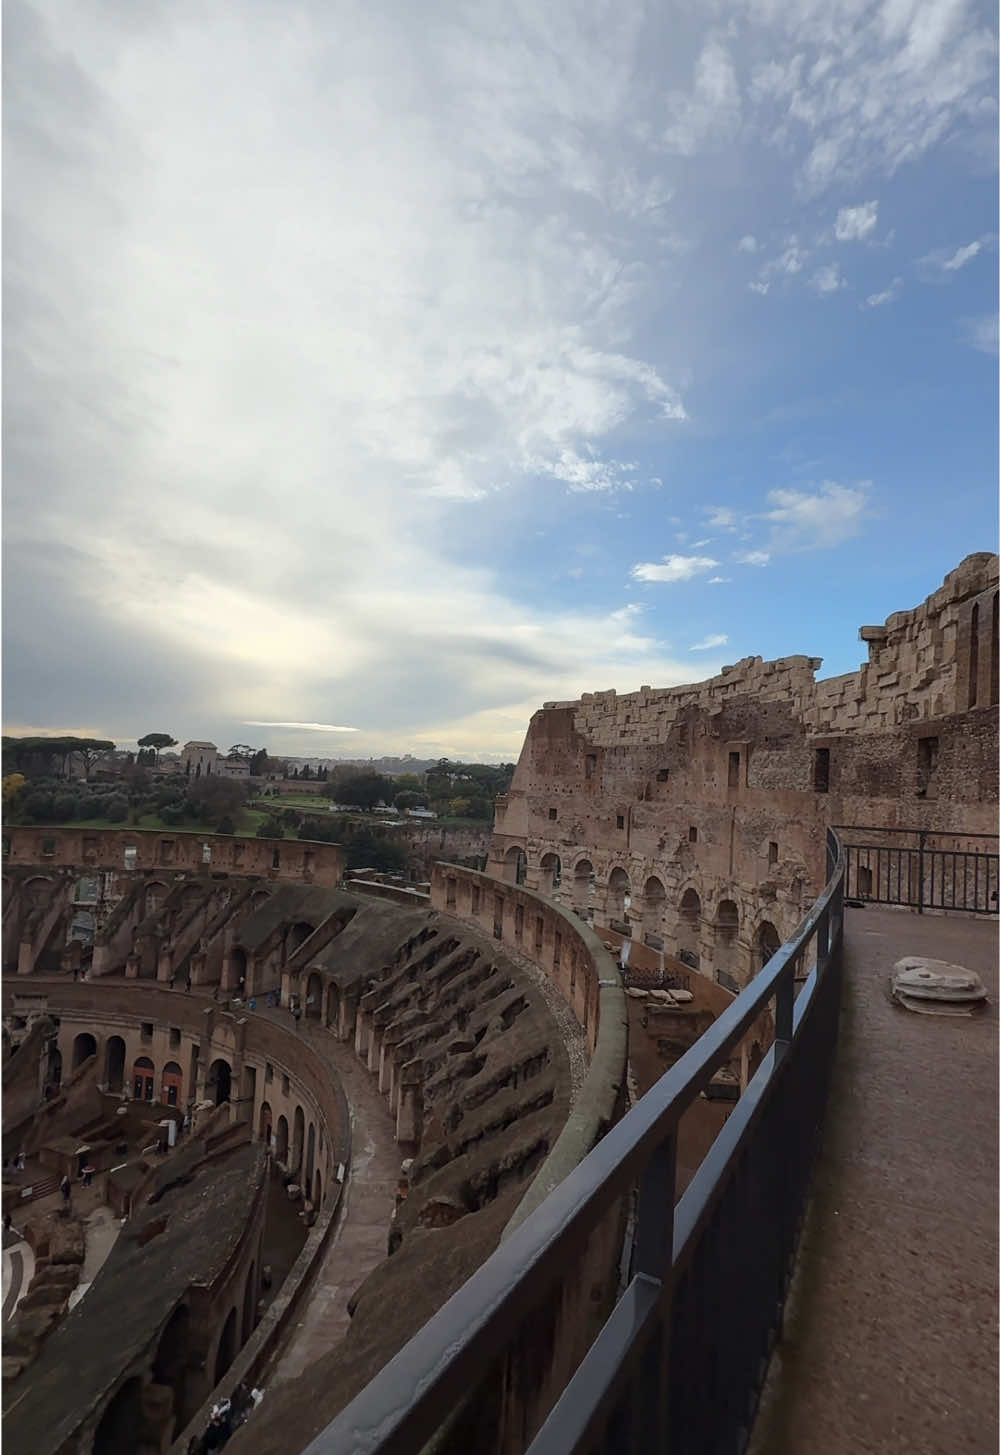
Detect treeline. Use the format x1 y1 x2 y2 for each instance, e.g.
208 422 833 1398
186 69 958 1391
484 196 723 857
304 759 515 821
3 770 251 833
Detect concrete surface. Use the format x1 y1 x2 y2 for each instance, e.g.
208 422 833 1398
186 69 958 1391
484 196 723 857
750 906 999 1455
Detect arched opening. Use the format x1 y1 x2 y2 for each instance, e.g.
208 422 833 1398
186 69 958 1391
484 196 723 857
133 1055 155 1101
230 946 248 992
325 980 341 1031
713 899 740 988
275 1114 289 1163
93 1376 143 1455
242 1261 257 1343
285 921 315 963
642 876 666 942
572 859 595 921
715 900 739 943
607 867 631 928
305 971 323 1019
72 1032 97 1071
152 1303 190 1433
314 1169 322 1207
503 845 527 885
756 921 781 972
292 1105 305 1172
105 1036 126 1092
305 1123 316 1189
539 853 562 895
161 1060 183 1107
259 1100 273 1145
213 1306 238 1385
252 888 270 910
969 603 980 707
208 1058 232 1106
678 889 701 967
144 882 169 918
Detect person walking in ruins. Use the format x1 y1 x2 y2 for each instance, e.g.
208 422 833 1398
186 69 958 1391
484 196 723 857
59 1174 71 1208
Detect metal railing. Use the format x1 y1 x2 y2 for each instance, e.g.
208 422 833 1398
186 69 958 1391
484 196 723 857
304 830 847 1455
837 826 999 915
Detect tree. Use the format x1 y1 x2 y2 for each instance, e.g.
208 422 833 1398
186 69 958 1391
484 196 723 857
393 773 424 793
337 773 391 810
257 815 285 839
393 790 427 811
227 743 255 762
2 773 25 805
186 776 246 829
217 815 236 835
343 830 408 875
249 749 268 776
137 733 177 765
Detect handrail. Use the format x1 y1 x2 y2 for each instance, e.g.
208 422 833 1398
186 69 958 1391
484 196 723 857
304 829 847 1455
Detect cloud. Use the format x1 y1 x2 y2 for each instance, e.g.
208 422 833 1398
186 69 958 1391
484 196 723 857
749 281 771 295
244 722 359 732
690 633 729 650
663 35 741 156
942 240 985 271
706 576 731 584
961 315 999 355
761 482 870 550
738 234 759 253
706 507 738 528
863 277 903 308
630 554 719 583
834 201 879 241
735 550 771 567
809 262 846 294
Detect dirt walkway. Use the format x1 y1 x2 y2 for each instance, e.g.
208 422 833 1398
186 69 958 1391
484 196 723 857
750 906 999 1455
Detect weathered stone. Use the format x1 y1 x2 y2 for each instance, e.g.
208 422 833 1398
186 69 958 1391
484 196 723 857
891 956 988 1014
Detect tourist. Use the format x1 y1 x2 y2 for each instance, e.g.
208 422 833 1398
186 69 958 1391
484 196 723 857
15 1151 25 1173
248 997 256 1011
185 973 193 993
59 1174 71 1207
292 1005 302 1031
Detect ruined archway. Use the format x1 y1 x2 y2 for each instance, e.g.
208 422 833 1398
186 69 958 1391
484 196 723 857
213 1306 238 1385
756 920 781 972
208 1058 232 1106
607 867 631 928
324 980 341 1032
133 1055 155 1101
286 922 315 963
713 899 741 989
230 946 248 992
293 1105 305 1172
539 853 562 895
152 1303 190 1433
161 1061 183 1107
275 1114 289 1162
572 859 595 921
503 845 527 885
305 971 322 1018
73 1032 97 1071
678 888 701 967
642 876 666 943
105 1036 126 1092
259 1100 273 1144
93 1376 143 1455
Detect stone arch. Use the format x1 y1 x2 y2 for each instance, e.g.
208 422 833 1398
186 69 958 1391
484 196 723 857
642 876 666 938
571 859 595 919
152 1302 190 1432
275 1114 289 1162
143 881 170 917
293 1105 305 1172
242 1261 257 1343
230 946 248 989
161 1060 183 1107
286 921 315 962
24 875 55 906
305 971 323 1018
208 1057 232 1106
305 1123 316 1188
607 866 631 925
259 1100 273 1144
756 920 781 972
251 888 270 910
678 887 701 965
503 845 527 885
213 1306 238 1385
714 899 739 942
72 1031 97 1071
713 899 741 987
324 980 341 1031
105 1036 126 1091
93 1376 143 1455
133 1054 155 1101
539 852 562 894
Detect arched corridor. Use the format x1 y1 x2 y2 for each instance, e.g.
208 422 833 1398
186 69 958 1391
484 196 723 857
105 1036 126 1092
539 853 562 895
73 1032 97 1071
132 1055 155 1101
209 1058 232 1106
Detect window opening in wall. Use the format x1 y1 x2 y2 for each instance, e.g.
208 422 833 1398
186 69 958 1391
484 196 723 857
916 736 939 796
41 837 56 857
169 1027 181 1049
200 841 211 863
141 1022 153 1043
768 841 779 865
233 841 245 865
656 768 669 783
534 917 544 954
123 844 138 870
549 807 558 821
813 748 830 793
616 815 625 830
969 603 980 708
471 884 481 914
265 1062 274 1083
991 593 999 706
272 847 281 870
728 752 741 789
688 826 698 844
585 754 596 779
625 714 631 724
282 1074 290 1095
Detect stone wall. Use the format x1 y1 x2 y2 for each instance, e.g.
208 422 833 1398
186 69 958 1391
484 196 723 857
489 555 999 989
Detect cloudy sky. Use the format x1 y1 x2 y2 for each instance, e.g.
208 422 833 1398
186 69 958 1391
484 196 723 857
4 0 997 761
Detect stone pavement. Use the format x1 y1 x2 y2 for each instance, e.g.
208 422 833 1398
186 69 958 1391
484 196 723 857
266 1013 400 1386
750 906 999 1455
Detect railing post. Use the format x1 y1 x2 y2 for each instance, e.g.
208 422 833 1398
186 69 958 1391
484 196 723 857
631 1132 677 1451
775 960 795 1048
918 830 926 914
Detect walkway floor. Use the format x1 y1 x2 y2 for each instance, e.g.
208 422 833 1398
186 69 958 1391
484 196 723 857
750 906 999 1455
265 1014 400 1387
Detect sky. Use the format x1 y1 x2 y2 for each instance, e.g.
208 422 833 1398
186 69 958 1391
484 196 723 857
3 0 998 763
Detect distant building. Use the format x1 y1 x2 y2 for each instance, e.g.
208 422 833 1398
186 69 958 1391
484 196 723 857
180 741 220 777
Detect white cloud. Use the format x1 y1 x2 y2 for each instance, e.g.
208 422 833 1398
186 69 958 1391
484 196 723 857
738 234 759 253
749 280 771 295
706 506 738 528
942 240 985 271
835 201 879 241
245 721 359 732
863 277 903 308
810 262 846 294
663 36 742 156
761 482 870 550
690 633 729 650
961 315 999 355
707 576 731 584
735 550 771 567
631 554 719 583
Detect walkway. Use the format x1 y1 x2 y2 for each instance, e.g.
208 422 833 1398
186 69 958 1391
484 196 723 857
264 1011 400 1386
750 906 999 1455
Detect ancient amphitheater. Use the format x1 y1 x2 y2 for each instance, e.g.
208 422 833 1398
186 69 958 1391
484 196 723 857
2 553 997 1455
